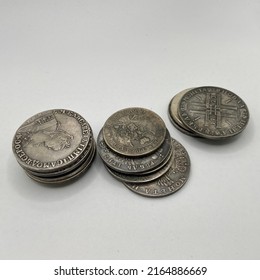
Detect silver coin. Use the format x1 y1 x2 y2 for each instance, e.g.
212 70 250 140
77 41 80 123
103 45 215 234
97 128 172 174
24 135 94 178
105 139 175 183
168 88 195 130
25 142 96 184
12 109 93 174
168 108 201 138
178 87 250 139
103 107 166 157
124 138 190 197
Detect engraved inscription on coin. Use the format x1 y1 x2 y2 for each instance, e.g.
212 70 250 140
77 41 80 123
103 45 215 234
12 109 95 183
124 138 190 197
97 128 172 174
178 87 250 139
103 107 166 156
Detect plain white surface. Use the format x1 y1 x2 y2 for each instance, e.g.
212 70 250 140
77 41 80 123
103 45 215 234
0 0 260 259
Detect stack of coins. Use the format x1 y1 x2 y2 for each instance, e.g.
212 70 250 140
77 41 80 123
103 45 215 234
168 86 250 139
12 109 96 184
97 107 190 197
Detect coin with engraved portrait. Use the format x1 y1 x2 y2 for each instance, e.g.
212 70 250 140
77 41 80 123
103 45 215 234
12 109 95 183
103 107 167 157
178 86 250 139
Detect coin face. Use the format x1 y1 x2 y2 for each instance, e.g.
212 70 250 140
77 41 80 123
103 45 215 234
97 128 172 174
103 107 166 156
12 109 92 173
124 138 190 197
179 87 250 139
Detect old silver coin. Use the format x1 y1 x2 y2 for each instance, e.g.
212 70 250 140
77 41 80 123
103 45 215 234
124 138 190 197
25 142 96 184
168 89 201 138
25 135 94 178
105 139 175 183
97 128 172 174
103 107 166 157
178 86 250 139
12 109 93 174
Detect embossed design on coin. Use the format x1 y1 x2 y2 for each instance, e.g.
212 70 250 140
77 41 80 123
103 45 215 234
12 109 93 175
103 107 166 156
97 128 172 174
124 138 190 197
179 87 249 139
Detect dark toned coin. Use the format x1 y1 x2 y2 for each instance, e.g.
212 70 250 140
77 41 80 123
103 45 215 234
12 109 93 173
97 128 172 174
123 138 190 197
178 87 250 139
103 107 166 157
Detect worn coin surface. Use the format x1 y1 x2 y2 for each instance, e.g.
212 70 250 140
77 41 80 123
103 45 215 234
97 128 172 174
103 107 166 156
26 142 96 184
25 135 95 178
105 139 174 183
12 109 92 173
178 86 250 139
124 138 190 197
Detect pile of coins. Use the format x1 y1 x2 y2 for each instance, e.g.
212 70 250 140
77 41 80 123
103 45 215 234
12 109 96 184
168 86 250 139
97 107 190 197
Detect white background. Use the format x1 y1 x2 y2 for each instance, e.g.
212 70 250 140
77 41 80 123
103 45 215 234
0 0 260 260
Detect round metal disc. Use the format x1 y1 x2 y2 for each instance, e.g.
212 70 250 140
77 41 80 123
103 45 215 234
178 86 250 139
12 109 93 173
103 107 166 157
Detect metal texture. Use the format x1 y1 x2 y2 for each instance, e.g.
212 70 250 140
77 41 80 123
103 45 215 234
13 109 93 173
105 139 174 183
178 87 250 139
26 142 96 184
97 128 172 174
124 138 190 197
103 107 166 156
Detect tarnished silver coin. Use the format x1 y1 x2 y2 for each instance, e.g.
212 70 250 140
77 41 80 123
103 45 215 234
103 107 166 157
12 109 92 173
105 139 175 183
97 128 172 174
168 88 201 137
25 142 96 184
25 135 94 178
178 87 250 139
124 138 190 197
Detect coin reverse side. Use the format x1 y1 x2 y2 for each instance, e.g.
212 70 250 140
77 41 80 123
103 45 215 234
178 87 250 139
103 107 166 156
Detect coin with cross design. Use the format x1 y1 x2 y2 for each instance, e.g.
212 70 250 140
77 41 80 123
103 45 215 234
178 86 249 139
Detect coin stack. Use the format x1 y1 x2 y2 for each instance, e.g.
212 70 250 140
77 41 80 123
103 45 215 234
12 109 96 184
168 86 250 139
97 107 190 197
